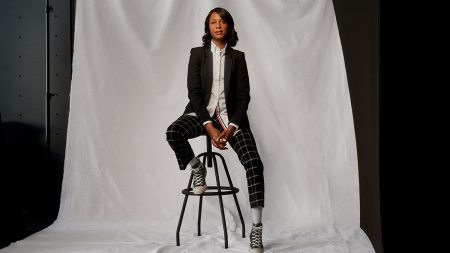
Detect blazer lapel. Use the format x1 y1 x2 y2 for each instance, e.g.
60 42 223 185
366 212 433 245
224 48 233 102
204 46 213 94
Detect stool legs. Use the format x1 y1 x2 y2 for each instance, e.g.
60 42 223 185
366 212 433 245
198 195 203 236
176 152 245 248
197 155 207 236
176 172 194 246
216 153 246 238
212 155 229 248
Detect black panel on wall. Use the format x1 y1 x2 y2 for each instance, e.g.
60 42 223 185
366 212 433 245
0 0 48 247
0 0 73 248
332 0 381 253
47 0 72 220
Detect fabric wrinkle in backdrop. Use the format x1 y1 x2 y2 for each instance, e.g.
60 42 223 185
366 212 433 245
2 0 376 252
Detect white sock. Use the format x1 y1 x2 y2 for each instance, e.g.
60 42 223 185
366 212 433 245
189 156 200 169
251 206 263 225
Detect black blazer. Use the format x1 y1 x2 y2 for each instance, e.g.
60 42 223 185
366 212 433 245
183 43 251 130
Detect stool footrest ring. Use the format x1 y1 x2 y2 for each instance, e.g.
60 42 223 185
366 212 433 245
182 186 239 196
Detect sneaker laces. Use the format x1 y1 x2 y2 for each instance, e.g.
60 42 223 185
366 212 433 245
191 164 206 187
250 224 263 249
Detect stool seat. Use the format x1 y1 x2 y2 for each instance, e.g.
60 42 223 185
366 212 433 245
176 135 246 249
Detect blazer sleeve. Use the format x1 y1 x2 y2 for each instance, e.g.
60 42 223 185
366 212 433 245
187 48 210 123
229 52 250 126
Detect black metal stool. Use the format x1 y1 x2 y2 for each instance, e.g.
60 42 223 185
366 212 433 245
176 135 246 248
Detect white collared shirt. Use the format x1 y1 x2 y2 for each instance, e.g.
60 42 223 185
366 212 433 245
187 40 240 134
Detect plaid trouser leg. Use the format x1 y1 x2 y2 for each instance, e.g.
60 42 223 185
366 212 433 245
228 129 265 208
166 113 265 208
165 114 206 170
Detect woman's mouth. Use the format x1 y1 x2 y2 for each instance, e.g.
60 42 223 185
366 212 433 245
215 31 223 35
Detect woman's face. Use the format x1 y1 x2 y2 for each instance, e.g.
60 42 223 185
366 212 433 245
209 12 228 42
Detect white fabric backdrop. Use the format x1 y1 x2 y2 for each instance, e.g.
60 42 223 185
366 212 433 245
2 0 375 252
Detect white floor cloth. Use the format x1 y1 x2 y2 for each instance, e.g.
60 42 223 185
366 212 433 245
2 0 375 252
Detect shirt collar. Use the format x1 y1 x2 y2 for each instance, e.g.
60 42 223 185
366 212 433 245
211 39 227 55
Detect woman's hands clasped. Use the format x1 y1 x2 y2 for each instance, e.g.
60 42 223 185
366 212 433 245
205 123 236 150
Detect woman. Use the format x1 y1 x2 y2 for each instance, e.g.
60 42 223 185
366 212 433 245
166 7 265 253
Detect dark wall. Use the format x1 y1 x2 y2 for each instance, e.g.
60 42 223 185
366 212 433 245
332 0 381 252
0 0 381 251
0 0 73 248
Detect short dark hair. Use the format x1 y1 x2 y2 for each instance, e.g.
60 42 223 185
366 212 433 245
202 7 239 48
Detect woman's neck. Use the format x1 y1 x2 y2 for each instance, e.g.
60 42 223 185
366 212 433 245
212 39 226 49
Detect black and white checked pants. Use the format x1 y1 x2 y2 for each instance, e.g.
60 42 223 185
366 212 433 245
166 114 265 208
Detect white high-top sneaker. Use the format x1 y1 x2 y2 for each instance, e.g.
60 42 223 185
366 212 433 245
191 161 207 194
249 223 264 253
